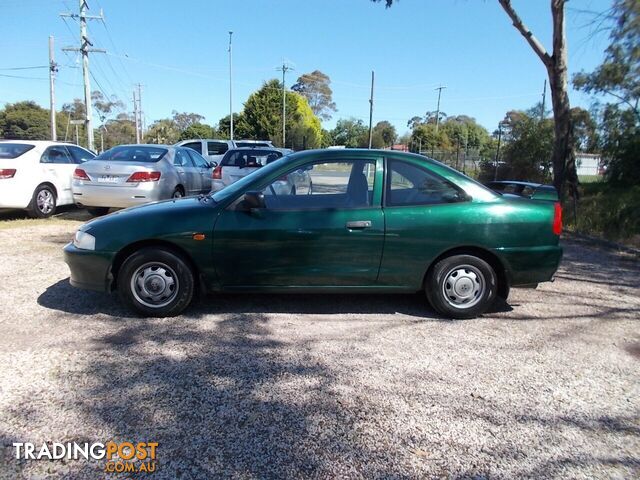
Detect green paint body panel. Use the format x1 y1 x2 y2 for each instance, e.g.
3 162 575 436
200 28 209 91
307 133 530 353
63 149 562 295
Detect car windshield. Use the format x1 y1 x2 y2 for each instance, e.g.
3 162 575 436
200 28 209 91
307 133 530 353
0 143 35 159
212 154 290 202
95 146 168 163
221 149 283 167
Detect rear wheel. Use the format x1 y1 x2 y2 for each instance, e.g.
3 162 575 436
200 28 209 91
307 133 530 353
172 187 184 199
87 207 110 217
118 247 195 317
28 185 56 218
426 254 497 319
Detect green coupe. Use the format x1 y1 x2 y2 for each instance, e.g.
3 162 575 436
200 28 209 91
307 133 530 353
64 149 563 319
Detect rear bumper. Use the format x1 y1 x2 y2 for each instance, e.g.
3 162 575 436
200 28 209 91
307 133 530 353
63 243 115 292
72 181 168 208
0 180 32 209
494 245 563 286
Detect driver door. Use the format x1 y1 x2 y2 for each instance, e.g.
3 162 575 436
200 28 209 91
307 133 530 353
212 157 384 287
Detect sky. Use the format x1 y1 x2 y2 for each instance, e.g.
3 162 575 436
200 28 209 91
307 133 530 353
0 0 614 136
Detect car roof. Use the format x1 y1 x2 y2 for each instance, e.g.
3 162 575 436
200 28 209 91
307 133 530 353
488 180 549 189
174 139 229 144
0 139 82 147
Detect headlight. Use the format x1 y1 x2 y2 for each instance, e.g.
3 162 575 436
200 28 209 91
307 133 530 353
73 230 96 250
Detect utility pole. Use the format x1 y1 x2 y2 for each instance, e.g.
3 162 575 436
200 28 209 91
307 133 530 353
228 31 234 141
61 1 105 152
434 85 446 133
136 83 144 141
494 122 504 181
279 61 293 148
48 36 57 141
540 78 547 122
368 70 375 149
133 90 140 143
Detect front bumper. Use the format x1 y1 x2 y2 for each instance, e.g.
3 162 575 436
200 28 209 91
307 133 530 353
63 243 115 292
72 181 168 208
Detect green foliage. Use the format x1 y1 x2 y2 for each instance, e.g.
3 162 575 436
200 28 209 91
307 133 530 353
0 101 52 140
171 111 205 132
217 113 249 139
372 120 397 147
330 118 369 148
500 108 554 182
565 182 640 245
178 123 216 141
99 113 136 150
241 79 322 149
573 0 640 186
144 119 179 144
291 70 337 121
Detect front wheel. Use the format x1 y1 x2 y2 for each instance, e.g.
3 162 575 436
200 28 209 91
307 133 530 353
118 248 195 317
426 254 497 319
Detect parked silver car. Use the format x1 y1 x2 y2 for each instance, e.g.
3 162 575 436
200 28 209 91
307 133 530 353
210 147 309 195
175 139 274 165
72 145 213 215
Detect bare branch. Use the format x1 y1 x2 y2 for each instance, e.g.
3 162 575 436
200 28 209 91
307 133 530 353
498 0 553 69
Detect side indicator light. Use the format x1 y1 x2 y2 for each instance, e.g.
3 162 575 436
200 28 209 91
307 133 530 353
192 233 206 241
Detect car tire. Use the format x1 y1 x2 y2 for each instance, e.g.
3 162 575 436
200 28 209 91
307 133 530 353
172 187 184 199
27 184 57 218
118 247 195 317
87 207 110 217
426 254 497 319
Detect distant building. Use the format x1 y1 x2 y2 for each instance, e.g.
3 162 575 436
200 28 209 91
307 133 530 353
576 153 603 176
387 144 409 152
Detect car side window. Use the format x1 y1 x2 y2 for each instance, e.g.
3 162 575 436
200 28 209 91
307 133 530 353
188 150 209 168
208 142 228 155
182 142 203 155
41 146 73 164
385 159 466 206
173 149 193 167
246 160 375 211
67 145 95 164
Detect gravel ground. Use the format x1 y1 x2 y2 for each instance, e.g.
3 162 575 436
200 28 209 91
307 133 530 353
0 215 638 479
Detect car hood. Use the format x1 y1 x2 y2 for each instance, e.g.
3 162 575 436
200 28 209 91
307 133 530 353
81 196 219 251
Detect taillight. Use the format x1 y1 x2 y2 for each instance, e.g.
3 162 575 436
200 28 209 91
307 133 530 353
212 166 222 180
552 202 562 235
0 169 16 179
73 168 90 180
126 171 161 183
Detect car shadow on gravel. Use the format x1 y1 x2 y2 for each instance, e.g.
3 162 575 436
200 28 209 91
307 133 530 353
64 313 415 477
38 277 512 320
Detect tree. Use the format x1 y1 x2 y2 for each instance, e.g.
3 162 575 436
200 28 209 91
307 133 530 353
218 113 249 139
241 79 322 149
0 101 51 140
144 119 180 145
573 0 640 185
178 123 216 141
171 111 205 132
101 113 136 150
330 118 369 148
373 0 579 201
291 70 337 121
373 121 397 147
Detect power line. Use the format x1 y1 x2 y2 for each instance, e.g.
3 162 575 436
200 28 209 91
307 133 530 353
0 66 48 71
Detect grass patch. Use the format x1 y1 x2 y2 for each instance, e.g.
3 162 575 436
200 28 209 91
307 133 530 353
565 182 640 247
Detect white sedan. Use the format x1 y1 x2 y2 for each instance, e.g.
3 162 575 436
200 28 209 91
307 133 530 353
0 140 95 217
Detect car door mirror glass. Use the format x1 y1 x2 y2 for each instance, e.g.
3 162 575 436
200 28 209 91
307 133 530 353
242 191 265 211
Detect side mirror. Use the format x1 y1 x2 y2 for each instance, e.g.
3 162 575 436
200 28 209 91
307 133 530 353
243 191 265 210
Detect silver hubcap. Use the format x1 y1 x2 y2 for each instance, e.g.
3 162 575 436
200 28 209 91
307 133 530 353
37 190 54 214
130 262 179 308
442 264 485 309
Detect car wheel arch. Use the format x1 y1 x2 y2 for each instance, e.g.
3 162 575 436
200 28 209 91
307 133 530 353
36 181 58 199
423 246 510 300
110 240 201 293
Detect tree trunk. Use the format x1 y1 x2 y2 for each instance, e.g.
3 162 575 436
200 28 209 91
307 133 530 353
498 0 579 201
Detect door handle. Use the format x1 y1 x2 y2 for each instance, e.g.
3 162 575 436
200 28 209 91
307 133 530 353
346 220 372 229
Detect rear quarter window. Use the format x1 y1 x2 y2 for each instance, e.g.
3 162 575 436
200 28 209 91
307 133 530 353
0 143 35 159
